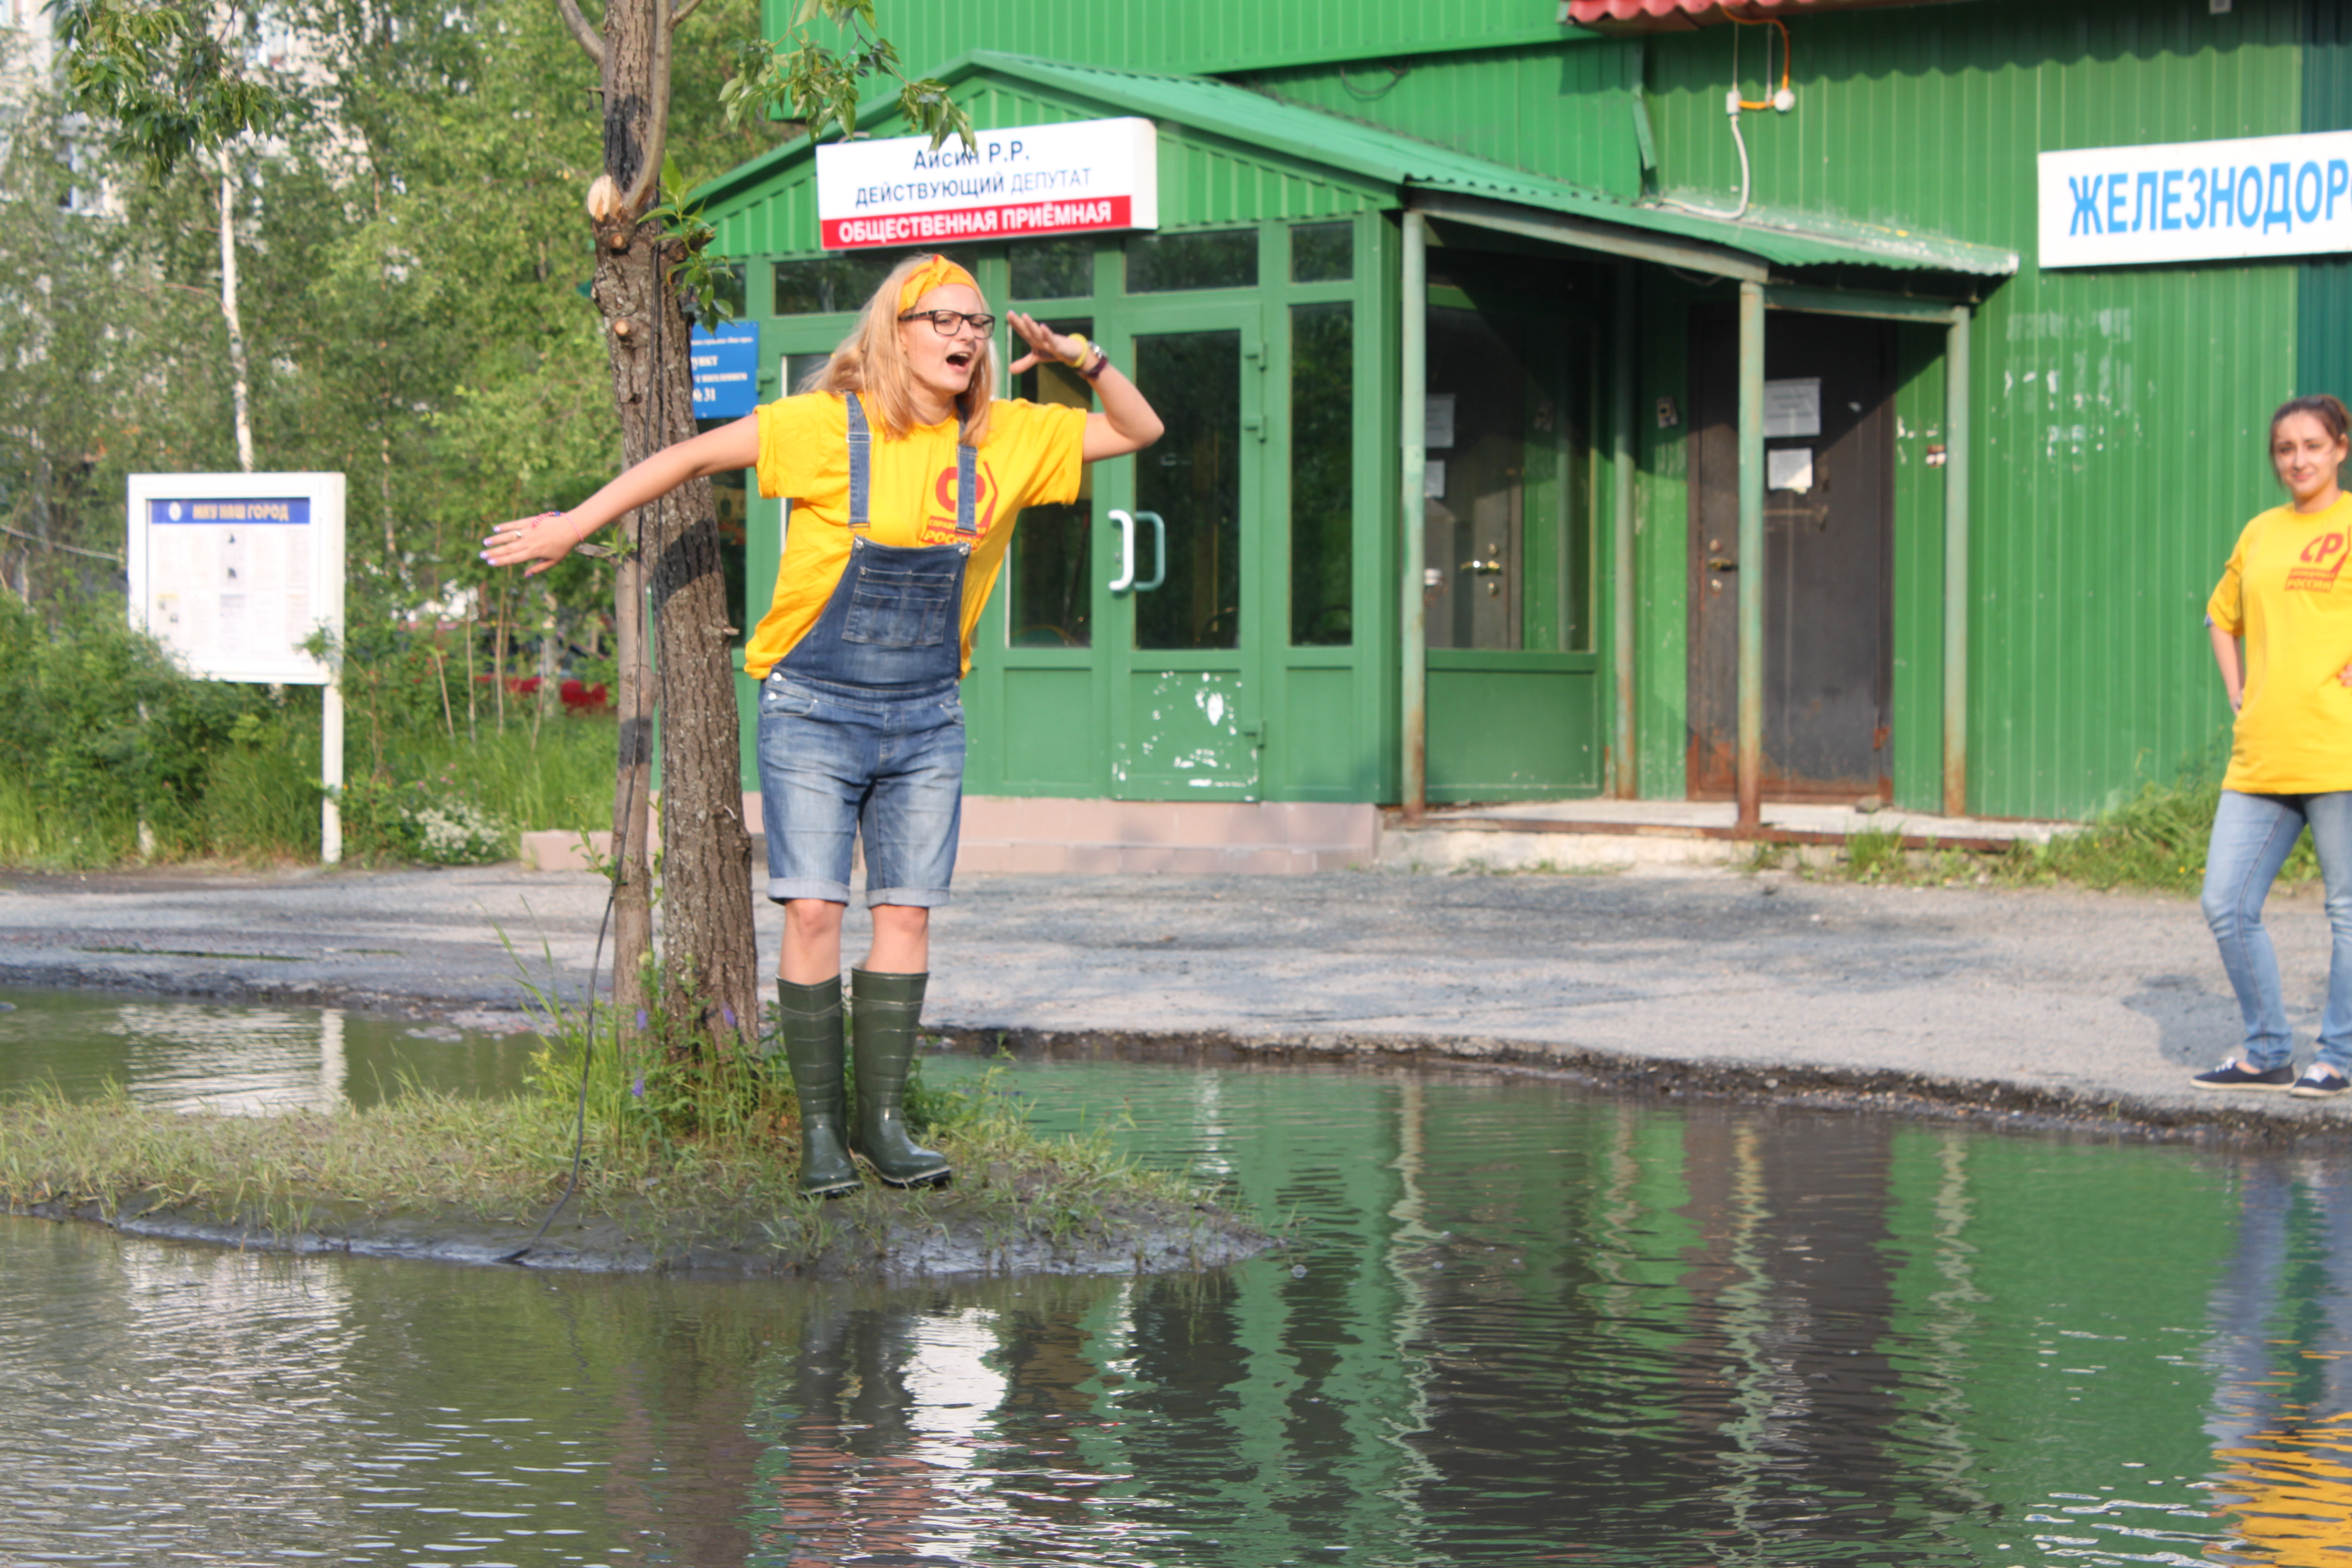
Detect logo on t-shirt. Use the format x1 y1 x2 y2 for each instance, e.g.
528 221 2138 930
2287 530 2350 592
921 460 1001 544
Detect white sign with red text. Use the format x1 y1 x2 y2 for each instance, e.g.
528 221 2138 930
816 118 1158 251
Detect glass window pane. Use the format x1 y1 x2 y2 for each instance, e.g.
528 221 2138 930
1126 230 1256 293
1005 332 1095 649
773 250 931 315
1289 303 1353 646
1132 330 1241 650
1010 238 1092 299
1290 222 1353 283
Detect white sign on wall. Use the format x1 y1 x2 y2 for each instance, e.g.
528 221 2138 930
2039 129 2352 269
816 117 1158 251
127 472 348 861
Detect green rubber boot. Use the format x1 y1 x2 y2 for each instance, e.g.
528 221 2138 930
776 977 860 1198
848 968 952 1188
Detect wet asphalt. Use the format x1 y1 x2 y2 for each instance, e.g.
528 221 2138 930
1 860 2345 1134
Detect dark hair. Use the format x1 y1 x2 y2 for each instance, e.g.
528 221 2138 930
2272 394 2352 444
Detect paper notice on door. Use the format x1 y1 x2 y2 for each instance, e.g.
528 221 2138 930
1764 377 1822 439
1423 459 1447 498
1767 447 1814 493
1424 393 1456 449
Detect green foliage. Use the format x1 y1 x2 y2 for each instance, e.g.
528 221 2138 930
0 595 286 864
339 773 514 865
1841 826 1907 884
46 0 304 179
723 0 974 152
644 155 733 334
0 599 618 868
2018 767 2315 897
0 62 212 603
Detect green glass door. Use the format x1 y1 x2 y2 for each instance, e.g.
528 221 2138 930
1105 307 1267 799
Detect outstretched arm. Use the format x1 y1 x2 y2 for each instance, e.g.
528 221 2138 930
481 414 762 577
1006 312 1165 461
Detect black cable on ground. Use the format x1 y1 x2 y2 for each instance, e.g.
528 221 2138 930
496 699 638 1266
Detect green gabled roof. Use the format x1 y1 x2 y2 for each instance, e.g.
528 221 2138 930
696 50 2017 280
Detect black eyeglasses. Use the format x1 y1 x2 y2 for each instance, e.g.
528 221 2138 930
898 309 996 337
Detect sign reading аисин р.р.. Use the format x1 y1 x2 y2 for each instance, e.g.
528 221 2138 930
2039 129 2352 269
816 118 1158 251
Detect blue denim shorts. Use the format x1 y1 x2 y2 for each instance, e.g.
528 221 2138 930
756 672 966 907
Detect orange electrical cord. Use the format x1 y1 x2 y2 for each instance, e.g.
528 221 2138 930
1725 9 1792 111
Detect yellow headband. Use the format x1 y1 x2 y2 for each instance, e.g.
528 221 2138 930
896 255 980 315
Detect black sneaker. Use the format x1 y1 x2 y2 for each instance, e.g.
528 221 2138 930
2192 1060 2296 1090
2292 1067 2352 1099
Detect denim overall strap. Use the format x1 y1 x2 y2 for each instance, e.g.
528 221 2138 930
846 392 872 530
776 395 971 693
844 392 976 536
952 440 976 537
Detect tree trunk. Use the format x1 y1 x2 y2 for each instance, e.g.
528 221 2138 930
610 536 653 1044
219 168 254 473
589 221 758 1055
585 0 759 1056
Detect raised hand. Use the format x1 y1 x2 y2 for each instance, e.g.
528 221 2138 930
1005 311 1080 376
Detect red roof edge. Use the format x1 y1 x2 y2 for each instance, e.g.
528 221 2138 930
1565 0 1974 33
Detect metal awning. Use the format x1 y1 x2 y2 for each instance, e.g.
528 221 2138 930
969 53 2017 281
696 52 2017 286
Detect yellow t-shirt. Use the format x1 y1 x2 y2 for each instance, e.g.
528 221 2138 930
2208 492 2352 792
744 393 1086 679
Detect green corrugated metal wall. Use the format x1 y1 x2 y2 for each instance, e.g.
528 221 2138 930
1245 43 1645 198
2300 3 2352 407
715 0 2339 820
1643 0 2301 819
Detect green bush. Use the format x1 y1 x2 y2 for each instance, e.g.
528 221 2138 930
0 598 622 869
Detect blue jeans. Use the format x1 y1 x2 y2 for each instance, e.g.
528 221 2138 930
756 672 966 908
2201 789 2352 1073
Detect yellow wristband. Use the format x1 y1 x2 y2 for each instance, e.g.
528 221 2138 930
1063 333 1092 369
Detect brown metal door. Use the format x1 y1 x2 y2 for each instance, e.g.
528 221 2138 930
1687 310 1893 802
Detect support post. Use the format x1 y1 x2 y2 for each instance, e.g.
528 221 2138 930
1611 262 1638 798
1400 209 1429 823
1735 278 1765 831
321 677 343 864
1942 307 1972 818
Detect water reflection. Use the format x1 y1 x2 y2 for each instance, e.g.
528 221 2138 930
0 984 533 1109
2205 1161 2352 1565
9 1050 2352 1564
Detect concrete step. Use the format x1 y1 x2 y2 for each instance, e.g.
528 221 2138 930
516 796 2075 878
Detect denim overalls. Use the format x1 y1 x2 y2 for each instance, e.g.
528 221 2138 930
757 394 978 907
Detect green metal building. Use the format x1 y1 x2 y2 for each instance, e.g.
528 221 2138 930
694 0 2352 849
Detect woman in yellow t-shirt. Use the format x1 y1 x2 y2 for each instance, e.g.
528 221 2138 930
2194 394 2352 1097
482 254 1164 1193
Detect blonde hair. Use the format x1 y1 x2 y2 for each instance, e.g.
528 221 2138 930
798 253 995 446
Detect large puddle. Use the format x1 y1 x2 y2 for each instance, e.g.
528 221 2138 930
0 984 538 1110
4 990 2351 1564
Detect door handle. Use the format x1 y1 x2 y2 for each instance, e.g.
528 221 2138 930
1108 509 1136 592
1461 556 1504 574
1134 511 1167 592
1708 557 1739 572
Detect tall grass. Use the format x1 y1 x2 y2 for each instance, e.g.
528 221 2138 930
392 721 617 836
1812 742 2319 898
